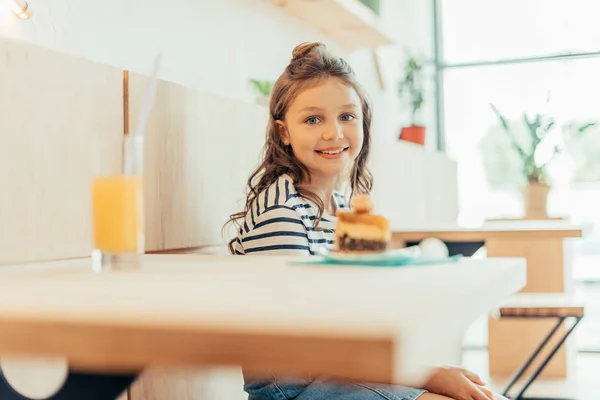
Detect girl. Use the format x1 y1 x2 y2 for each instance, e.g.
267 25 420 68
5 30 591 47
226 42 503 400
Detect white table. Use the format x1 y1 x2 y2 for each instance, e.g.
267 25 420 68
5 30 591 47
0 254 525 388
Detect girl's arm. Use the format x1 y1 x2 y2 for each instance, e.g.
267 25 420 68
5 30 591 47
241 206 312 256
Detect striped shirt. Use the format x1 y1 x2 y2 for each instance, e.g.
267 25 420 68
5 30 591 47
232 174 348 256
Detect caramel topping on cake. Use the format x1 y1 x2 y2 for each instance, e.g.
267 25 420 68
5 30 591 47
351 194 373 214
336 210 389 232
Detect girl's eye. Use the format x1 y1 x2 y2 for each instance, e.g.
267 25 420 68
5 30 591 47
341 114 355 122
306 117 321 125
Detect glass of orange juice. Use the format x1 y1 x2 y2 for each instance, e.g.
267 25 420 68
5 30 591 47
91 134 144 271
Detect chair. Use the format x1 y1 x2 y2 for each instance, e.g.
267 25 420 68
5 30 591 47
497 294 584 400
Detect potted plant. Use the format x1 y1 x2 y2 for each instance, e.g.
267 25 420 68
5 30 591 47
397 55 425 145
248 78 274 107
489 103 595 219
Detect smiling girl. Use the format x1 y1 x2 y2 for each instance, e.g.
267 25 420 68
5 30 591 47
226 42 504 400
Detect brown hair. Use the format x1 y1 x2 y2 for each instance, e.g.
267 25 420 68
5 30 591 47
225 42 373 254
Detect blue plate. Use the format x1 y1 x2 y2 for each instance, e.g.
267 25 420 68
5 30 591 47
294 247 462 267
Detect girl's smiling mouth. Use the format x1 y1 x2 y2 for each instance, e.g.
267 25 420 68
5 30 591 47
315 147 349 159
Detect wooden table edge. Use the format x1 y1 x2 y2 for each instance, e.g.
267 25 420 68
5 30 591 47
0 317 397 384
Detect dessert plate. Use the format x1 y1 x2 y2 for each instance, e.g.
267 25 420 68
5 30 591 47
321 246 420 262
295 246 462 267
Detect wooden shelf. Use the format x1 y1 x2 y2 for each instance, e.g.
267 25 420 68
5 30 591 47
270 0 394 50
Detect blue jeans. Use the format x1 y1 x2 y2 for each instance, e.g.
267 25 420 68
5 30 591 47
244 375 426 400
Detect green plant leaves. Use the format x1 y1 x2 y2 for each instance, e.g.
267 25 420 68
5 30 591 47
398 55 425 126
248 79 274 97
485 103 596 186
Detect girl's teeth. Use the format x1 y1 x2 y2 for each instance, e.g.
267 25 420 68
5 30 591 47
322 149 343 154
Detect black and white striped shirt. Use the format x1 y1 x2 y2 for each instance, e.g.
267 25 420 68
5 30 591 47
232 174 348 256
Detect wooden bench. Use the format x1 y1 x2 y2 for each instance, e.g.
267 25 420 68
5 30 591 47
497 294 584 400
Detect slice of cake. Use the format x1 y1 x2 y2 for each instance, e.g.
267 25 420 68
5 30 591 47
335 194 391 252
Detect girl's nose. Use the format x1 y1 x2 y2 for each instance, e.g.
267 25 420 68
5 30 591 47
322 122 343 140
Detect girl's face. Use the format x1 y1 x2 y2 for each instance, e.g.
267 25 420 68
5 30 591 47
278 78 364 182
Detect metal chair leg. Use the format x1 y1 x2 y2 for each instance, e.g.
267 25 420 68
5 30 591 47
502 316 582 400
502 317 565 397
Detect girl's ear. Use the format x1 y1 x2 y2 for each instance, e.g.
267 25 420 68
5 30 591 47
276 120 290 145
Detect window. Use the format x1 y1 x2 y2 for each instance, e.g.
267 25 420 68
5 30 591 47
444 59 600 224
436 0 600 351
437 1 600 225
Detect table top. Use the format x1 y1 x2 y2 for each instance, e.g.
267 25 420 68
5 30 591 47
392 220 591 240
0 254 526 385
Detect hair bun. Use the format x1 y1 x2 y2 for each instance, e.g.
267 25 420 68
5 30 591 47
291 42 327 61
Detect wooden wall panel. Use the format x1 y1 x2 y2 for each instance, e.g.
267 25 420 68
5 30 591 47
195 92 267 247
0 38 123 264
129 73 266 252
128 75 201 251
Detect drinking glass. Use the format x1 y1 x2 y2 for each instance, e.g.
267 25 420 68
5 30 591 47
91 134 144 271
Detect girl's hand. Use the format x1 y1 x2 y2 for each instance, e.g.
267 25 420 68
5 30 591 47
423 366 506 400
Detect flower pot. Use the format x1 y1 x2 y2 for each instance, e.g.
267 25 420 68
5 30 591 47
523 183 550 219
400 125 426 145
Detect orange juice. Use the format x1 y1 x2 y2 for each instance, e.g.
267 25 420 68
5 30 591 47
92 176 143 253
